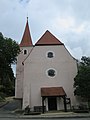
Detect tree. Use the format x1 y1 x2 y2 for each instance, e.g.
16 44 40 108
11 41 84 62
74 56 90 107
0 32 20 97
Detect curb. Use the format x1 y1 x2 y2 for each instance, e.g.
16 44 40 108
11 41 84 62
0 116 90 119
0 110 90 119
18 116 90 119
18 113 90 119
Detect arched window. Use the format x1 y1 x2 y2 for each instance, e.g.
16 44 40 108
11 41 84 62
47 69 56 77
47 52 54 58
24 49 27 55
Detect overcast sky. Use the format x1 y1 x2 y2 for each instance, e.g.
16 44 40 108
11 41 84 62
0 0 90 60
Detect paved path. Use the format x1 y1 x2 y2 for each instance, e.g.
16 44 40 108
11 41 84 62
19 112 90 119
0 110 90 119
0 99 90 119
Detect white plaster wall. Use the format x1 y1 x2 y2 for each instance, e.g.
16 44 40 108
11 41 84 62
15 46 33 99
23 45 77 109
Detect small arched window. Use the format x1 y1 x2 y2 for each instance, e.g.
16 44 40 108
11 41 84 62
47 52 53 58
24 50 27 55
47 69 56 77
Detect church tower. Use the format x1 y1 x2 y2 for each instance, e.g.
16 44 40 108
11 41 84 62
15 18 33 99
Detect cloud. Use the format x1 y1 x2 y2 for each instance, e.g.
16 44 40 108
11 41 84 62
0 0 90 75
72 24 85 34
19 0 30 4
51 16 88 35
71 47 83 60
72 0 90 22
51 16 75 32
0 0 90 61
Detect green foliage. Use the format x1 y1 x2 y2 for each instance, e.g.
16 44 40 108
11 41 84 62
0 85 6 101
0 32 20 65
74 56 90 102
0 32 20 97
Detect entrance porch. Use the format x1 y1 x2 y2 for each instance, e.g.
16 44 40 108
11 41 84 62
41 87 67 113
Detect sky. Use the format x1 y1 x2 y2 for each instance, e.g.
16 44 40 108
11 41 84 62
0 0 90 61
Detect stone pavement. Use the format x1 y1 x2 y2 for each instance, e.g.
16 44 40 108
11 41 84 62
0 109 90 119
18 111 90 119
0 101 90 119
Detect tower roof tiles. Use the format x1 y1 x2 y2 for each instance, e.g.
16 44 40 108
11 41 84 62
20 18 33 47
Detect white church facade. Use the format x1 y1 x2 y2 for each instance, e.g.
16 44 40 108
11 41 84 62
15 19 78 112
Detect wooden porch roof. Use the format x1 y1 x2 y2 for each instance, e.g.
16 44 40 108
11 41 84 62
41 87 66 97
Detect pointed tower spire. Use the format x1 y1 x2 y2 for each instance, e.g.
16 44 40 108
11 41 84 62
20 18 33 47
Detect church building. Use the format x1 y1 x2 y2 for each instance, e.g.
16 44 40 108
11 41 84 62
15 18 77 112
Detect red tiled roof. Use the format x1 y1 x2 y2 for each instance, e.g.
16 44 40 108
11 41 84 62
35 30 64 46
41 87 66 97
20 18 33 47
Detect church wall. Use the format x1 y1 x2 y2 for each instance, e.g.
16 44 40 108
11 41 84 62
22 45 77 109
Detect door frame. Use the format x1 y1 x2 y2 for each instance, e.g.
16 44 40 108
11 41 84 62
48 96 57 111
